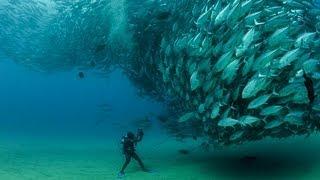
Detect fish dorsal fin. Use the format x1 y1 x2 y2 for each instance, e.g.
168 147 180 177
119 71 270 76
254 19 264 26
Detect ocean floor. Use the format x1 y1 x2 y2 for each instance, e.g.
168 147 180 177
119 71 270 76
1 133 320 180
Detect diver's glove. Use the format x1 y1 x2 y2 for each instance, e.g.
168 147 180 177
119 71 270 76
137 128 144 137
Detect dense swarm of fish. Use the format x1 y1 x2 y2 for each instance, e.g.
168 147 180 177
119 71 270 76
127 0 320 145
0 0 124 72
1 0 320 145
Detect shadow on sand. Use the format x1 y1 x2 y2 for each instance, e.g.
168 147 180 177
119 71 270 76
179 136 320 180
200 154 315 179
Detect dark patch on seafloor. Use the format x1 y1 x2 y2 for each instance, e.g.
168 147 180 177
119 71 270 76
178 149 190 155
186 154 315 180
175 140 320 180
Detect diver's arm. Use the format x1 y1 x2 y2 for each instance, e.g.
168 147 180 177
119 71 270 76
136 134 143 142
135 129 144 143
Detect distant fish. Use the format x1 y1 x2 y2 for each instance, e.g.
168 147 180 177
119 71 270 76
240 116 260 126
178 112 195 123
95 44 107 53
247 94 272 109
218 118 240 127
155 11 171 20
260 106 283 116
78 72 85 79
264 119 284 129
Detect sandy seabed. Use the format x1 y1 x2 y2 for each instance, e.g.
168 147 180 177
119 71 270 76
1 133 320 180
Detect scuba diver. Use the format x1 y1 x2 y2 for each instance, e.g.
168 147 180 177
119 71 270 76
118 128 149 177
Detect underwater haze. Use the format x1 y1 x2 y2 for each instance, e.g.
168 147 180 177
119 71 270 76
0 58 163 138
1 0 320 179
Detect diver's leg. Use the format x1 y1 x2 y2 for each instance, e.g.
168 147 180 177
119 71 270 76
120 154 131 173
132 152 147 171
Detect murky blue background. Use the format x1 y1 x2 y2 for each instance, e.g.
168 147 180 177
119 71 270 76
0 54 163 139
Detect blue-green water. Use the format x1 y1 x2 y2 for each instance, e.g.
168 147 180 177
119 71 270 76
0 59 163 137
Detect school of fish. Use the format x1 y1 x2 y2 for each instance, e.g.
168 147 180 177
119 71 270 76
127 0 320 145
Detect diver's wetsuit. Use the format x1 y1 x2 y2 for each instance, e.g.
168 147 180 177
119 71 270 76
120 131 146 173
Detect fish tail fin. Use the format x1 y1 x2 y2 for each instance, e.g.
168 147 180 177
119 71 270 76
254 19 264 26
262 117 268 124
272 87 279 97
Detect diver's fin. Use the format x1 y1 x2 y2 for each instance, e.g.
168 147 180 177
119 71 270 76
117 172 125 179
